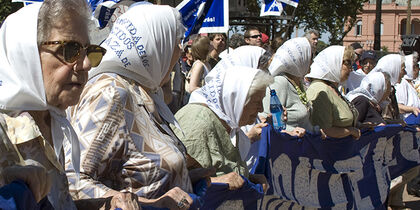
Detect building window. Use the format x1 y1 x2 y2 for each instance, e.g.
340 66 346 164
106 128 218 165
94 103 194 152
355 20 362 36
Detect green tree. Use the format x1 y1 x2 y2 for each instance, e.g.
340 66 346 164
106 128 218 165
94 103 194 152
292 0 368 44
243 0 368 45
0 0 23 23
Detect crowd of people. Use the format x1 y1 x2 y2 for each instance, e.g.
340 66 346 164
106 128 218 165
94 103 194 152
0 0 420 209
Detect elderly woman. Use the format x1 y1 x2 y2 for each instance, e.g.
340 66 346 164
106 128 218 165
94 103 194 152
395 53 420 119
173 66 271 190
66 4 210 209
346 72 391 125
262 37 313 134
306 46 360 139
371 54 406 122
186 36 213 93
0 0 107 209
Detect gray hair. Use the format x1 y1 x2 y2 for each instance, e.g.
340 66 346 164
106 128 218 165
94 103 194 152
246 70 274 104
37 0 91 45
304 29 320 39
172 7 186 41
229 33 246 49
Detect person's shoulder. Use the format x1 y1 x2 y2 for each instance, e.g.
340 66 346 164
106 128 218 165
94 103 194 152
81 73 131 105
352 95 370 104
307 80 330 92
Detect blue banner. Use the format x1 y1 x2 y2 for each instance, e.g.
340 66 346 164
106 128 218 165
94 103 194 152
405 113 420 126
176 0 228 40
260 0 284 17
251 124 420 209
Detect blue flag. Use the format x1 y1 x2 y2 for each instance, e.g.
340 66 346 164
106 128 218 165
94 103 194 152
260 0 284 17
279 0 299 7
177 0 229 40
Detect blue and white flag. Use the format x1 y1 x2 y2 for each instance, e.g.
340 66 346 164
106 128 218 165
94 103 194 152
279 0 299 7
260 0 284 17
251 124 420 209
177 0 229 40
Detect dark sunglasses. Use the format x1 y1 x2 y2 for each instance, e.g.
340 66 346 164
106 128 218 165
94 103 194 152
249 34 262 39
41 41 106 67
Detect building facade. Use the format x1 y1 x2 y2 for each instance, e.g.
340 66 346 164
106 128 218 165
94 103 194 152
343 0 420 53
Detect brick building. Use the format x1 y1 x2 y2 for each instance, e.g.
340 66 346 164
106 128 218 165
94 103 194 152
343 0 420 53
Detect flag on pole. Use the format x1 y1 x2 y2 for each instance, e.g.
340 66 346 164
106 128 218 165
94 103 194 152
279 0 299 7
177 0 229 41
260 0 284 17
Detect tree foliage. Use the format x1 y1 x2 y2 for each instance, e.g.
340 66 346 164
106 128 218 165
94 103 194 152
293 0 368 44
244 0 368 44
0 0 23 23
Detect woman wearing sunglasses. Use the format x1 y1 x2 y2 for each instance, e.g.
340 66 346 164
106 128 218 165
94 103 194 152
0 0 107 209
66 4 213 210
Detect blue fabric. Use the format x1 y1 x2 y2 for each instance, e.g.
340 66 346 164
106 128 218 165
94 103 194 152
141 177 263 210
252 124 420 209
405 113 420 126
0 180 38 210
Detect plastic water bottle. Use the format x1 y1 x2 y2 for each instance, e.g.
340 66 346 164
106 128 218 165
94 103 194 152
270 89 286 131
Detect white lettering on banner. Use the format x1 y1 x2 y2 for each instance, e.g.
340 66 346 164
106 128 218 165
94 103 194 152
349 169 374 209
295 157 320 207
333 156 363 173
399 131 420 162
328 174 347 206
271 154 295 201
203 16 215 22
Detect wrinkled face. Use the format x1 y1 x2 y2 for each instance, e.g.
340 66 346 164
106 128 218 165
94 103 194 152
362 58 376 74
245 30 263 47
39 16 91 110
211 34 226 53
340 59 353 82
161 41 182 86
413 60 419 79
309 33 319 51
380 79 392 103
399 60 406 84
239 88 266 126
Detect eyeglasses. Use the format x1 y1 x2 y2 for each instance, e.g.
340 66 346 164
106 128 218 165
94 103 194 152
249 34 262 39
41 41 107 67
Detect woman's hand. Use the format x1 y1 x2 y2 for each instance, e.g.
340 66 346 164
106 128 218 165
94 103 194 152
210 172 245 190
2 165 51 202
349 127 361 140
282 127 306 138
412 107 420 116
249 174 269 193
189 167 215 186
106 192 139 210
246 122 269 143
152 187 193 210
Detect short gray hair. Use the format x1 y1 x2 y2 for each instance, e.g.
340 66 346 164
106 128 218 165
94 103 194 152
37 0 91 45
304 29 320 39
246 70 274 104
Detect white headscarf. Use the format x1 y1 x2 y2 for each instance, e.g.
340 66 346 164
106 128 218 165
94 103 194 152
228 45 266 68
371 54 403 85
404 54 414 80
306 45 345 83
268 37 312 77
0 4 80 176
189 66 260 160
346 72 387 104
89 4 183 130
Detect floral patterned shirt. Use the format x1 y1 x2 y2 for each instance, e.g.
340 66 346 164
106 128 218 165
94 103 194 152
65 73 192 200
